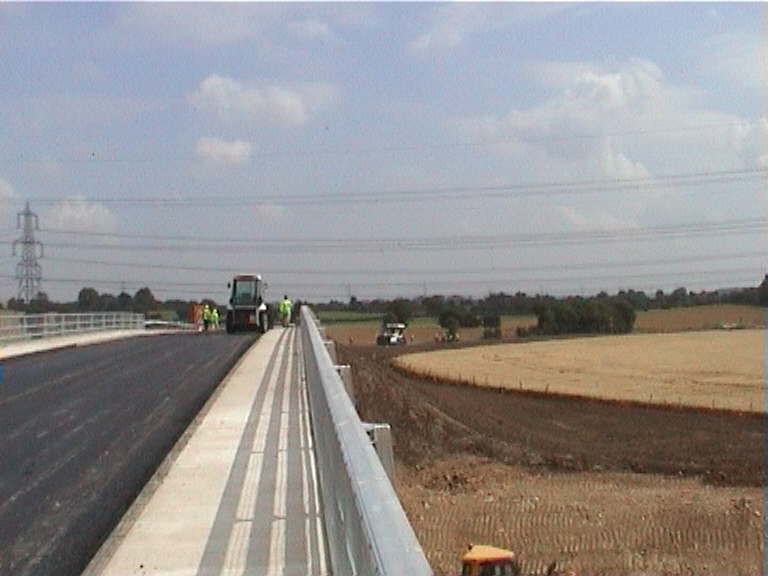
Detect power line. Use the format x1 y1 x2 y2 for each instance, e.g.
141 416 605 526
4 166 766 208
2 120 763 163
42 249 767 277
19 266 762 293
38 217 768 253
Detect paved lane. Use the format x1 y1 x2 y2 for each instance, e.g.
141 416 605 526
88 326 329 576
0 332 257 576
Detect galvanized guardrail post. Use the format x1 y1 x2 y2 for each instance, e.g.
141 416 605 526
301 306 433 576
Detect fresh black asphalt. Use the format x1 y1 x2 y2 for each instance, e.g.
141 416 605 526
0 332 258 576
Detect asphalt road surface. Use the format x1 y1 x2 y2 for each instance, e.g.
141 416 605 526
0 332 258 576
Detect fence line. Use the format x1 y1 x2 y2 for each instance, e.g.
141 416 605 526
0 312 145 344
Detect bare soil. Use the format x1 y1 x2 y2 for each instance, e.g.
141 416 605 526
337 342 765 576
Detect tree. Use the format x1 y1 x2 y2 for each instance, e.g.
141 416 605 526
28 292 51 314
612 300 636 333
669 287 689 307
99 292 117 311
133 287 156 314
116 291 133 312
442 314 460 341
423 295 445 317
387 298 412 325
759 275 768 307
77 287 100 311
482 313 501 339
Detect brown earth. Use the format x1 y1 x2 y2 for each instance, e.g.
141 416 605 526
337 342 765 576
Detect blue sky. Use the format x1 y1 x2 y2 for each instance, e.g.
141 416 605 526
0 2 765 303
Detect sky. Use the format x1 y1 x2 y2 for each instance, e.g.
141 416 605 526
0 2 766 304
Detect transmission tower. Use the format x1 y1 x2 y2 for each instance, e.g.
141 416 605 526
12 201 44 304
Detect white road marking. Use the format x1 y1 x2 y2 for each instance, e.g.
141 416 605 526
269 333 293 574
296 340 313 576
274 450 288 519
222 520 251 576
225 334 286 574
267 518 286 576
236 453 263 521
299 349 328 576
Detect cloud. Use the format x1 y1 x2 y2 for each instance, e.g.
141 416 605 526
571 60 664 111
287 19 334 42
409 5 471 53
17 94 158 136
256 204 286 223
44 196 117 234
0 177 16 202
409 3 566 54
732 119 768 169
695 31 768 95
559 205 636 232
452 58 696 168
191 74 337 127
120 3 281 46
195 137 252 166
0 177 18 222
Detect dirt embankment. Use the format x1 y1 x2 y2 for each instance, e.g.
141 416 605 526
338 343 764 576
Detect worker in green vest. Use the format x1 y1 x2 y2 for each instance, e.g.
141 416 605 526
279 295 292 327
202 304 211 331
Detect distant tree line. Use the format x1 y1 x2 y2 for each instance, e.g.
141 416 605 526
5 275 767 335
522 295 636 336
5 287 218 322
321 275 768 338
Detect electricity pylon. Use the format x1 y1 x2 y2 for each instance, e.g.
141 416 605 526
12 201 44 304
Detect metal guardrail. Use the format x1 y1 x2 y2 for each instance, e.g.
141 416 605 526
0 312 145 344
300 306 433 576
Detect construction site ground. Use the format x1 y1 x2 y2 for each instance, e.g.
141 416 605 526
335 325 765 576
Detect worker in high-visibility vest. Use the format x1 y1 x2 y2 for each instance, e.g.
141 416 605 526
202 304 211 331
279 295 292 327
211 307 219 330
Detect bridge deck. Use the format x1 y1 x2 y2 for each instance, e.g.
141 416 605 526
86 326 329 576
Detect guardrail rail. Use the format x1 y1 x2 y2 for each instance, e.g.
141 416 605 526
300 306 433 576
0 312 145 344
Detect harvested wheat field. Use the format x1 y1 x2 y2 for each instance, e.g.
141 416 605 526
634 304 764 333
394 329 764 413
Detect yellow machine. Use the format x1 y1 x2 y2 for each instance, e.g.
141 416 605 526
460 544 521 576
460 544 562 576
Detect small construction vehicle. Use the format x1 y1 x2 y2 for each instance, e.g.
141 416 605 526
461 544 562 576
375 322 407 346
225 274 269 334
461 544 521 576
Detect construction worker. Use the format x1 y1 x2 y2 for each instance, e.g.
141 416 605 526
211 307 219 330
279 295 292 327
202 304 211 331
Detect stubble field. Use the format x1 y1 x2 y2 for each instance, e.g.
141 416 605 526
394 329 763 413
